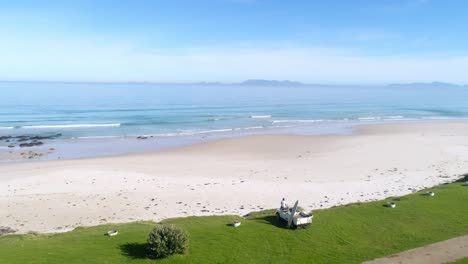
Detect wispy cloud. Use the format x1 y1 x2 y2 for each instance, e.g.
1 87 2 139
1 34 468 84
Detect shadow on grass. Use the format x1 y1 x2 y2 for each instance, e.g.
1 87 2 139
119 243 148 259
455 173 468 183
253 215 286 228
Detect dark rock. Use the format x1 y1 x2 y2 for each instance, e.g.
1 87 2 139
1 134 62 150
26 134 61 141
19 141 44 148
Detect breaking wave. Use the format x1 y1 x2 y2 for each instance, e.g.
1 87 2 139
250 115 271 118
18 123 121 129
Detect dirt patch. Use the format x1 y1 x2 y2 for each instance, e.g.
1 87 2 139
363 235 468 264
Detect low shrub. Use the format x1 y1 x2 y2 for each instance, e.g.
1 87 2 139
147 224 188 259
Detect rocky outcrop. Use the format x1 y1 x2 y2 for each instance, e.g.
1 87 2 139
19 141 44 148
0 134 61 148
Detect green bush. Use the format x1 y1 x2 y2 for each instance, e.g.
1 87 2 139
147 224 188 259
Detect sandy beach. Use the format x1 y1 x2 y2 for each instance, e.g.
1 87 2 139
1 121 468 234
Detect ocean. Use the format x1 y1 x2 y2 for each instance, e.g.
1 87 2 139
1 82 467 160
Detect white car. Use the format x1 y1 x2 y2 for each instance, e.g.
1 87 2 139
275 200 313 229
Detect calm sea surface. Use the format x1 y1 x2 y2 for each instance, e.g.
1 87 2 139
0 82 468 161
1 81 467 141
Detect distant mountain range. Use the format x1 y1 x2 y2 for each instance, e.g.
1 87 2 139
386 81 464 88
239 79 305 86
238 80 467 88
1 80 467 87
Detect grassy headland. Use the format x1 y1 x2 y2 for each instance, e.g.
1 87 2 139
0 182 467 264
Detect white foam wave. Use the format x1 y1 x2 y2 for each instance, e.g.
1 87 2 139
21 123 121 129
250 115 271 119
0 126 14 130
143 129 234 137
77 136 121 139
140 126 267 137
383 118 415 121
234 126 263 131
422 116 466 120
179 128 233 135
271 124 301 129
272 119 324 124
143 133 179 137
358 117 380 121
359 116 409 121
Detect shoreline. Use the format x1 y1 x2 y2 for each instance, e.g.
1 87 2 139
1 121 468 234
1 119 467 163
0 119 359 163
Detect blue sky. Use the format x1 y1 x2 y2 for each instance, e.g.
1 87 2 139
1 0 468 83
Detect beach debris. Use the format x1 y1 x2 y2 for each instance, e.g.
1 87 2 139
106 230 119 236
0 227 17 236
384 202 396 208
424 191 435 197
232 221 241 227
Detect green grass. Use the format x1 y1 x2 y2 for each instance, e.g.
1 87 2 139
452 258 468 264
1 183 467 264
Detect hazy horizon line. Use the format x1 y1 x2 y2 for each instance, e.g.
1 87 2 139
1 79 467 87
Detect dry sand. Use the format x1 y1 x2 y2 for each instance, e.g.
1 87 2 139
1 121 468 234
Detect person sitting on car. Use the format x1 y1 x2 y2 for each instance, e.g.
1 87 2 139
280 198 287 210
